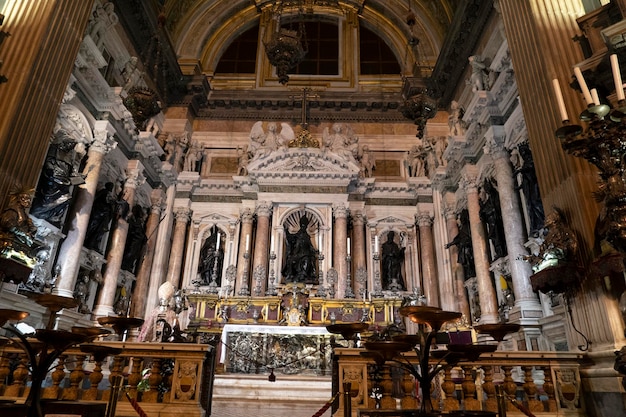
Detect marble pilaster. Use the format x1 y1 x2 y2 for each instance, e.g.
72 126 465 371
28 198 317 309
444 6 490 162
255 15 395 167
236 209 254 296
166 206 192 288
252 201 272 296
352 212 367 300
54 121 116 298
130 188 164 318
485 136 542 317
332 205 349 298
461 166 499 324
416 212 440 308
442 195 471 319
93 161 145 318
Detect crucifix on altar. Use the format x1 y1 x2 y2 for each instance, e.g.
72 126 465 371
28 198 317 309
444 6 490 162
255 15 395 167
289 88 320 147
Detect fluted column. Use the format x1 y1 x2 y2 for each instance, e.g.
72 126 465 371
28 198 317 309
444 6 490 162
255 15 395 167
252 201 272 296
165 206 192 288
236 209 254 296
54 121 116 298
485 136 542 313
93 162 145 318
352 211 367 299
416 212 440 308
461 166 499 324
333 205 349 298
443 195 471 319
130 189 164 318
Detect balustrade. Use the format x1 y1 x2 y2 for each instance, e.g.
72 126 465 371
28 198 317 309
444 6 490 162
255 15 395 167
0 341 214 417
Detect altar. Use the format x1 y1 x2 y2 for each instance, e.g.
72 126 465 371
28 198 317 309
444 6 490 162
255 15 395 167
220 324 333 376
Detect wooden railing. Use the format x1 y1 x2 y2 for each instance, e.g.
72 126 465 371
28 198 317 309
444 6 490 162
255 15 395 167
0 341 215 417
334 347 587 417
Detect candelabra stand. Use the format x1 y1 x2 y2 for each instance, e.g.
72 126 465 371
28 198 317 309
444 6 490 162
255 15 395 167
266 251 278 296
238 250 251 296
316 251 327 297
327 269 336 299
207 252 220 295
253 265 263 297
371 252 384 297
344 254 355 298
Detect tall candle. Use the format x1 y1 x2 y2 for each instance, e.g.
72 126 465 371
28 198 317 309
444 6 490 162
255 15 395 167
552 79 569 122
347 237 351 255
216 232 221 250
270 235 275 252
245 234 250 251
318 232 322 251
611 54 625 101
591 88 600 106
574 66 594 105
374 235 379 253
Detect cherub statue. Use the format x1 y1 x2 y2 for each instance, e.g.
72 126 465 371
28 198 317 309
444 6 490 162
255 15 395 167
448 100 466 136
468 55 489 92
406 144 426 177
322 123 359 160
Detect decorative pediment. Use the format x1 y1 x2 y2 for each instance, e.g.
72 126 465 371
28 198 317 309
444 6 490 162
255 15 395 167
246 148 360 187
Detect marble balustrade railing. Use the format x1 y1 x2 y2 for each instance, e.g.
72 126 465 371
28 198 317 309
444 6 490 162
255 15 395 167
334 347 587 417
0 341 214 417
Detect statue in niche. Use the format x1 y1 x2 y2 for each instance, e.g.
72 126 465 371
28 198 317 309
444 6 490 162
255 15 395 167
512 142 545 236
282 216 318 284
430 135 447 168
446 209 476 280
30 136 85 226
121 205 147 274
358 145 376 178
381 231 406 291
479 179 507 259
0 184 40 262
183 141 202 172
198 227 224 286
84 182 116 252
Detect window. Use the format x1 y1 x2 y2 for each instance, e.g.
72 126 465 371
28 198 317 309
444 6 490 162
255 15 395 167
360 25 400 75
291 20 339 76
215 25 259 74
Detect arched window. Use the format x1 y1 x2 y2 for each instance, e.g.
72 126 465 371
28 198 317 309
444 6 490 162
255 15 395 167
215 25 259 74
360 25 400 75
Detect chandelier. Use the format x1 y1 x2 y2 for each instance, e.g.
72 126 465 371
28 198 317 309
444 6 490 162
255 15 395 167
264 1 308 85
400 77 438 139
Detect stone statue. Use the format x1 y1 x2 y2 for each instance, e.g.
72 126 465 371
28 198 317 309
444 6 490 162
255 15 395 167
22 249 50 292
358 145 375 178
448 100 466 136
445 209 476 280
0 184 39 261
183 141 202 172
248 121 274 160
282 216 318 284
74 273 91 314
524 207 578 273
322 123 359 160
88 1 119 48
30 137 85 225
468 55 488 92
407 144 426 177
237 146 249 176
479 179 507 259
198 228 224 286
84 182 116 252
121 205 147 274
513 143 545 236
381 231 406 290
431 135 447 168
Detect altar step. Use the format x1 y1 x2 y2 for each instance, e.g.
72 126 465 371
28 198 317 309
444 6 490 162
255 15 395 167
210 374 334 417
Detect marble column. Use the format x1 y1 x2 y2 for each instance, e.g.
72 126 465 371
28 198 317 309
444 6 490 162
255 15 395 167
333 205 349 298
442 196 471 320
54 121 116 298
236 209 254 296
93 162 145 318
352 211 367 300
461 166 499 324
485 135 543 317
416 212 440 308
252 201 272 296
165 206 192 288
130 188 164 318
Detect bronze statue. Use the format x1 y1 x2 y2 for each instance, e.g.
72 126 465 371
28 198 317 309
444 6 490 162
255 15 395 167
282 216 317 284
0 185 39 261
381 231 406 290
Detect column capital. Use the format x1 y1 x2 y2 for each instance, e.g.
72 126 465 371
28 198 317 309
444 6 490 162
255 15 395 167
483 129 509 161
174 207 192 223
125 161 146 189
460 165 480 192
416 212 433 227
332 204 349 219
91 121 117 154
255 201 273 217
150 188 165 214
352 211 366 226
241 208 254 223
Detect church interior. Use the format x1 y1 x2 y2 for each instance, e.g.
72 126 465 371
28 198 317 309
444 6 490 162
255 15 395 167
1 1 626 416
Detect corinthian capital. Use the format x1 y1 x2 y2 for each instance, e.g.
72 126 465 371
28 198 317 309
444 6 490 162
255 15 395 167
460 166 480 192
91 121 117 154
333 204 349 219
416 212 433 227
255 201 273 218
174 207 192 223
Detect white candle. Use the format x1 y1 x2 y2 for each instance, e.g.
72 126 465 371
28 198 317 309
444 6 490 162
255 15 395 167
591 88 600 106
347 237 351 255
216 232 221 250
270 235 275 252
374 235 379 253
245 234 250 251
574 66 594 105
318 232 322 251
611 54 625 101
552 79 569 122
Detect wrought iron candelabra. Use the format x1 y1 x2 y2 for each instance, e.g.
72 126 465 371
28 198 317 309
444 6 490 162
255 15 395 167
316 251 327 297
238 250 251 296
266 251 278 296
207 251 220 295
344 254 355 298
371 251 384 298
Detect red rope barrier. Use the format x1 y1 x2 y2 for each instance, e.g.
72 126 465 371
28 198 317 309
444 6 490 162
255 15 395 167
311 392 340 417
125 392 149 417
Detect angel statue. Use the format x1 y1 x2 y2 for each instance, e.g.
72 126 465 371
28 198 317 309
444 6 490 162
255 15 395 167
322 123 359 161
248 121 295 160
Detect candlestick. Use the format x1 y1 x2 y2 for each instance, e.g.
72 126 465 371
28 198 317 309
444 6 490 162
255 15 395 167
574 66 594 105
552 79 569 122
611 54 625 102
